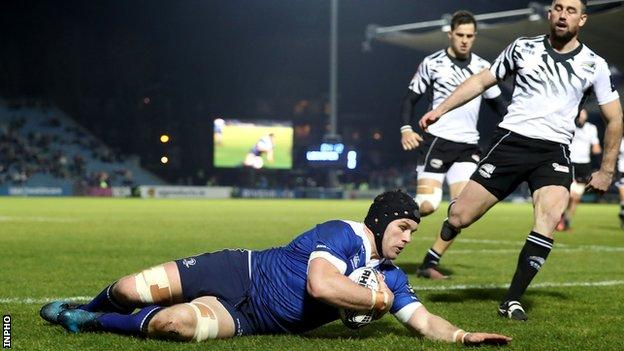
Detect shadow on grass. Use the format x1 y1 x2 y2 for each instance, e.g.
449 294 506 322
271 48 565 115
425 288 568 311
302 320 412 340
398 263 456 276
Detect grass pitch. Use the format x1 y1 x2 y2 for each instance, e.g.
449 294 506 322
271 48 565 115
1 197 623 350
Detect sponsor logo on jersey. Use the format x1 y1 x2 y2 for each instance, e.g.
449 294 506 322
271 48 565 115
552 163 570 173
528 256 545 270
407 282 416 295
581 61 596 74
182 258 196 268
429 159 443 169
350 254 360 270
521 42 535 55
478 163 496 178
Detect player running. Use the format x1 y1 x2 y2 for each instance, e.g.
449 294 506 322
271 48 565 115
399 11 507 279
419 0 622 320
557 108 601 231
615 143 624 228
243 133 275 169
40 190 511 346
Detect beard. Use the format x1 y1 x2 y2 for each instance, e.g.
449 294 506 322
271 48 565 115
550 24 577 44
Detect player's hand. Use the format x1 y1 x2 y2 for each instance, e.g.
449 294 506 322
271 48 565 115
401 131 423 150
463 332 512 346
373 272 394 318
419 110 442 132
585 170 614 195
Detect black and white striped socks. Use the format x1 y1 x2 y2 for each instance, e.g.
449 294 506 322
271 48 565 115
504 231 553 302
421 248 442 269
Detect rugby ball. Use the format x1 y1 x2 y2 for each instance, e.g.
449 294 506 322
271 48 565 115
252 156 264 169
339 267 379 329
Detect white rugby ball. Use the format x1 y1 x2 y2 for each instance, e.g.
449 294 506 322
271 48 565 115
339 267 379 329
252 157 264 169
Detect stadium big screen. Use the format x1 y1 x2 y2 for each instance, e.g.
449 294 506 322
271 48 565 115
213 118 293 169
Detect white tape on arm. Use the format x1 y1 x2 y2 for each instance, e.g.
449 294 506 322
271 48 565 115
392 302 423 324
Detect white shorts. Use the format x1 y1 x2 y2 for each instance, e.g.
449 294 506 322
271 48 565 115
417 162 477 185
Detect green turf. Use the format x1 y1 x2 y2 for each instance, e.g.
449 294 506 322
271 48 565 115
214 125 292 168
1 197 623 350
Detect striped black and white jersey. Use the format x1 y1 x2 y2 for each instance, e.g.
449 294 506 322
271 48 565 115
490 35 619 145
409 49 501 144
569 122 599 164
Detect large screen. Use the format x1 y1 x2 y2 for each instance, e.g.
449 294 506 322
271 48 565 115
213 118 293 169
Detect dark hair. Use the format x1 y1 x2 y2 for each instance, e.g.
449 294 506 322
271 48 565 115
551 0 587 13
450 10 477 31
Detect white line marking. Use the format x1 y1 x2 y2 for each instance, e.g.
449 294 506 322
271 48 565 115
0 216 78 223
4 280 624 304
447 246 624 254
417 280 624 291
416 237 624 251
0 296 92 304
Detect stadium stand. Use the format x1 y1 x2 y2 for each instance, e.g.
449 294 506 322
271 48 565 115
0 99 165 192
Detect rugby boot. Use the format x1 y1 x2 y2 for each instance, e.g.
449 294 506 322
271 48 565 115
416 265 449 280
498 300 528 321
58 309 103 333
40 301 81 324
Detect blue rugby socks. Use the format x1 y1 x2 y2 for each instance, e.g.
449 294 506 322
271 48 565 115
81 284 134 314
96 305 163 335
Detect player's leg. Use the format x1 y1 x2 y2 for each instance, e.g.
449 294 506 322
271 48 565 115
499 185 568 321
440 129 518 241
57 296 237 340
415 177 443 216
417 162 476 279
243 153 255 166
57 249 252 336
40 261 183 324
445 180 499 232
87 261 183 312
618 181 624 229
560 181 584 230
499 142 572 321
560 163 591 231
413 134 448 216
147 296 236 340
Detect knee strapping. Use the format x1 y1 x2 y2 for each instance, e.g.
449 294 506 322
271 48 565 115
570 182 585 196
440 219 460 241
415 187 443 210
134 265 172 304
187 302 219 341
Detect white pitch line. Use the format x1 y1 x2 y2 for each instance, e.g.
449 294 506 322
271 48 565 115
447 246 624 254
417 280 624 291
0 216 78 223
3 280 624 304
415 237 521 245
416 237 624 252
0 296 92 304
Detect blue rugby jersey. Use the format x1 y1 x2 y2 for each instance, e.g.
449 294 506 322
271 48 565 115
249 220 421 333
